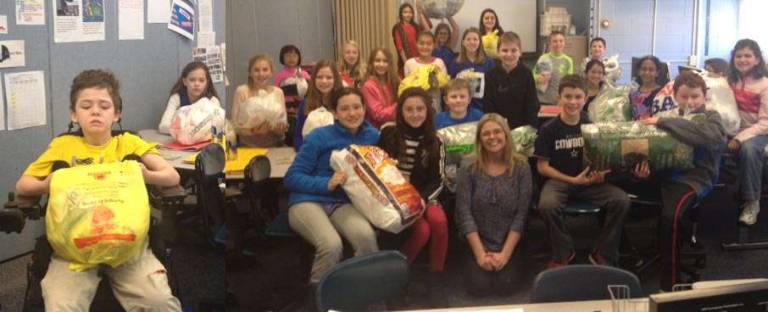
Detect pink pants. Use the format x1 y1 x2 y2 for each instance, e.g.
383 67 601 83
400 203 449 272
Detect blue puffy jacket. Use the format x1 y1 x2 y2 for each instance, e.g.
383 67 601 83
284 120 380 207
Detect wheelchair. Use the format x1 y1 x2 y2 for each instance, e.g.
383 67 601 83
1 154 188 311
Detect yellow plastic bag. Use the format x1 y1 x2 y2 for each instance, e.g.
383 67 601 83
398 64 450 97
46 161 150 271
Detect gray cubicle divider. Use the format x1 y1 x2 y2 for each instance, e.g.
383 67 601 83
0 0 226 261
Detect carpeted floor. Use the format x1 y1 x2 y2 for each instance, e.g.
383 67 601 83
228 181 768 311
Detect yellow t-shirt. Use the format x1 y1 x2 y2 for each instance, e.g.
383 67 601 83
23 133 158 178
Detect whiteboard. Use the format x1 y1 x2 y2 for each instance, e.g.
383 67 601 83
418 0 538 53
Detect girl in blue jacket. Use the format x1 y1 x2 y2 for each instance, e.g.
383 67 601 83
284 87 380 284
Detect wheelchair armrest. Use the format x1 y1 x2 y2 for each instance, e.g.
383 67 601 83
149 185 187 210
4 193 43 219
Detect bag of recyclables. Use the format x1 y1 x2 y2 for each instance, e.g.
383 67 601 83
169 97 226 145
437 122 477 191
47 161 150 271
330 145 425 234
588 85 634 122
582 121 694 172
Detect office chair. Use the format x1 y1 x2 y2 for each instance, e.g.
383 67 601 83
530 264 643 303
315 251 409 312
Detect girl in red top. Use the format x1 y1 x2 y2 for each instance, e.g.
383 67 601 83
361 48 400 129
392 3 427 77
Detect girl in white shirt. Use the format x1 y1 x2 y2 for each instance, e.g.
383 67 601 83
158 61 221 134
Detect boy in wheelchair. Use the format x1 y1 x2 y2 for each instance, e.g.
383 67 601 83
14 69 182 311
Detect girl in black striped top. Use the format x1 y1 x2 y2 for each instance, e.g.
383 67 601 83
378 88 448 305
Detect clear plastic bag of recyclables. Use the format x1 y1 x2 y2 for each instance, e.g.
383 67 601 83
437 122 477 192
588 85 634 123
582 121 694 173
511 125 537 157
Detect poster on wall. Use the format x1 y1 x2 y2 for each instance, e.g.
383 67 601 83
168 0 194 40
0 15 8 34
15 0 45 25
147 0 170 23
0 40 25 68
53 0 106 43
118 0 144 40
193 45 224 84
5 71 46 130
0 76 4 131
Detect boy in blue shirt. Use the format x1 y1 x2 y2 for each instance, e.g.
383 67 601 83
435 78 483 129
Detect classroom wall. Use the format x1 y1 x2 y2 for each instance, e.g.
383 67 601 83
225 0 335 108
0 0 226 261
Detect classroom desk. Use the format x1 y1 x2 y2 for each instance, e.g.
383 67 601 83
403 298 649 312
138 129 295 179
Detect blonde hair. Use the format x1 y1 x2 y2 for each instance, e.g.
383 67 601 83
339 40 367 83
445 78 472 95
247 54 274 89
470 113 526 174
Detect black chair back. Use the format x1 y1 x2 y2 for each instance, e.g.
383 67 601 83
194 144 226 234
316 251 409 312
530 264 643 303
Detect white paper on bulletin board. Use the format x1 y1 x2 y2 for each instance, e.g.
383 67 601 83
148 0 171 23
0 75 4 130
0 40 26 69
53 0 106 43
16 0 45 25
119 0 144 40
417 0 537 53
5 71 46 130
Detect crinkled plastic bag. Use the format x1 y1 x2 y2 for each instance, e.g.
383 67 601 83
701 73 740 136
236 88 288 130
437 122 477 192
47 161 149 271
582 121 694 173
302 107 334 137
398 64 450 97
589 85 634 122
279 69 309 99
511 125 538 157
330 145 425 233
169 97 226 145
603 55 622 86
650 81 679 118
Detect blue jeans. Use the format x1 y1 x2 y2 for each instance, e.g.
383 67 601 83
739 135 768 201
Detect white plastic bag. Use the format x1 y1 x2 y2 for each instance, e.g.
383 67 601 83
651 81 679 118
169 97 226 145
701 73 740 136
236 88 288 130
603 54 623 86
302 107 334 137
330 145 425 234
280 69 308 99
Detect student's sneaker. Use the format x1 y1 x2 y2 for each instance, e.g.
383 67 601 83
588 252 608 266
739 201 760 225
547 252 576 269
